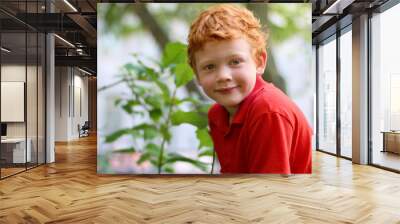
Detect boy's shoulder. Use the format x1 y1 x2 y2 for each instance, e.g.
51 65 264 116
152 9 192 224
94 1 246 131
250 82 294 115
248 83 311 130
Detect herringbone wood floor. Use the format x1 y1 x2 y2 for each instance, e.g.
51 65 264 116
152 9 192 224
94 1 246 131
1 135 400 224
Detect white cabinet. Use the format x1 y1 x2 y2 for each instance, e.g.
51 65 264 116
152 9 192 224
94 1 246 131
1 138 31 163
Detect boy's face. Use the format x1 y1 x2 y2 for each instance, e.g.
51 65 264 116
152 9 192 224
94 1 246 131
195 38 267 114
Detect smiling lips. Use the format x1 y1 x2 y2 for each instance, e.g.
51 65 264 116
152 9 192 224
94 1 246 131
215 86 238 94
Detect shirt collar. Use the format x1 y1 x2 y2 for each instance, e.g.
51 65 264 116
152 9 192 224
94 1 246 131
231 75 266 124
213 75 267 133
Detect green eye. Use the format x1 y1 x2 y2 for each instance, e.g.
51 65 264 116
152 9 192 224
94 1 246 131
204 64 215 70
230 59 241 65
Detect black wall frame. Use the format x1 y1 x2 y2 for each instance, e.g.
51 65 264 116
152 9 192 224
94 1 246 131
0 0 47 180
315 44 319 151
336 27 341 158
367 10 373 166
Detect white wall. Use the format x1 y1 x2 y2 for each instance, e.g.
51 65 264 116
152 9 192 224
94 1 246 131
55 67 89 141
55 67 69 141
1 65 34 138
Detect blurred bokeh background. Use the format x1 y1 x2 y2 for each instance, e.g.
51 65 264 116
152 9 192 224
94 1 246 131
97 3 312 174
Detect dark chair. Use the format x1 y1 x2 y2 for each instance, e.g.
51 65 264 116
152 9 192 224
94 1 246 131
79 121 90 138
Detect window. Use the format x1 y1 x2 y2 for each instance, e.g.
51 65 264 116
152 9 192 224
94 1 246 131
318 36 337 154
340 28 352 158
371 3 400 171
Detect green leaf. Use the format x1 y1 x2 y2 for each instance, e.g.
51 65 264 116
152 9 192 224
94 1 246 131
145 95 163 109
145 143 161 156
121 100 139 114
196 128 213 149
133 123 157 131
149 108 162 122
136 59 158 80
137 152 152 165
122 104 133 114
120 24 141 36
105 128 141 143
176 97 200 106
114 98 122 106
113 147 136 153
146 67 158 81
123 63 144 77
149 159 159 167
164 153 208 172
160 124 172 142
144 127 158 140
198 148 214 157
198 103 212 114
132 123 159 140
155 80 170 100
133 85 146 96
163 165 175 173
106 123 157 142
171 110 208 129
162 42 187 68
123 62 156 81
174 63 194 87
105 128 130 143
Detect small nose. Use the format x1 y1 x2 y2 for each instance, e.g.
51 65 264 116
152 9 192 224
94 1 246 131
216 66 232 83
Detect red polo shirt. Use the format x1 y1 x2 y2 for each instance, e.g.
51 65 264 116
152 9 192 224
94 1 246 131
208 75 312 174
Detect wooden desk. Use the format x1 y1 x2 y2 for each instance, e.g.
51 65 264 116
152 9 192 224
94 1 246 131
1 138 31 163
381 131 400 154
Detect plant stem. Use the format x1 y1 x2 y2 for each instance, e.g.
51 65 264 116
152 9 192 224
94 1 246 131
157 88 177 174
211 149 216 174
98 77 132 92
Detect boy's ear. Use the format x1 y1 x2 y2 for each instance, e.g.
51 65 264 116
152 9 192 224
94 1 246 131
256 51 267 75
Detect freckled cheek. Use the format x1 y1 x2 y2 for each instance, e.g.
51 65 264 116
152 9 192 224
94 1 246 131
232 72 247 85
199 78 215 93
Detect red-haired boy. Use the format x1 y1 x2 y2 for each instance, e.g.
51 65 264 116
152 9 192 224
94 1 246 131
187 4 312 174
